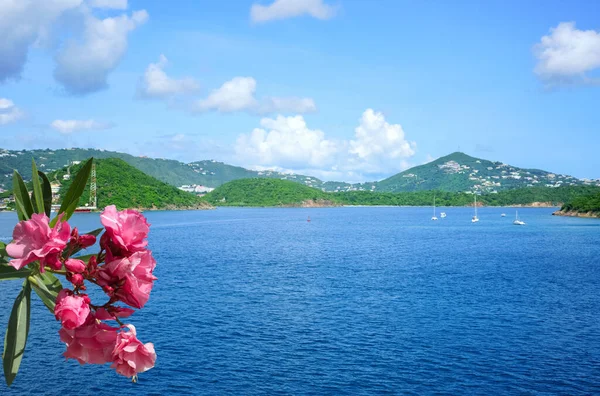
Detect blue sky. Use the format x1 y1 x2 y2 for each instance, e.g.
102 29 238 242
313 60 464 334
1 0 599 182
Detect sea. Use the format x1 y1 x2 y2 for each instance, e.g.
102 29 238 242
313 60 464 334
0 207 599 395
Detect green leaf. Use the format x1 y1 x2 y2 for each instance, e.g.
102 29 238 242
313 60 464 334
52 158 93 225
30 159 45 215
12 171 33 221
3 280 31 387
34 171 52 217
29 273 63 313
0 264 31 282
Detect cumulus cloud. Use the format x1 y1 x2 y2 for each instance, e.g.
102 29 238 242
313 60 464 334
50 119 114 134
194 76 316 114
137 55 200 99
89 0 128 9
251 0 337 23
234 109 416 181
54 9 148 94
0 0 82 82
534 22 600 85
236 115 339 169
0 98 24 125
195 77 258 112
348 109 416 174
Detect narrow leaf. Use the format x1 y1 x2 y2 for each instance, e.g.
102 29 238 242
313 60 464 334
31 273 63 313
0 265 31 282
12 172 33 221
3 280 31 387
53 158 93 224
30 159 44 215
38 171 52 217
29 273 63 313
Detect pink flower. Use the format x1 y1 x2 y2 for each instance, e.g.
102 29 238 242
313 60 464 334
54 289 91 330
59 317 118 365
100 205 149 258
111 325 156 379
6 214 70 270
65 258 86 273
97 250 157 309
78 233 97 248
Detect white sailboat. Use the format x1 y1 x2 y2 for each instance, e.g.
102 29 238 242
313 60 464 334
431 195 438 220
513 210 525 225
471 194 479 223
440 212 447 218
501 213 506 217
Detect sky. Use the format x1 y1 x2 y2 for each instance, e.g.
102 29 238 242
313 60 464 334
1 0 600 182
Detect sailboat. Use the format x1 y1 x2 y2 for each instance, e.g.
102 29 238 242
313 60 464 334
471 194 479 223
431 195 438 220
513 210 525 225
501 213 506 217
440 212 447 218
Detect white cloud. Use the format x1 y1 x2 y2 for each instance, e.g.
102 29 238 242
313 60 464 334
89 0 128 9
251 0 337 23
195 77 258 112
258 96 317 114
236 115 339 169
194 76 316 114
0 98 24 125
348 109 416 174
534 22 600 84
0 0 82 82
54 9 148 94
50 119 113 134
137 55 200 99
234 109 416 181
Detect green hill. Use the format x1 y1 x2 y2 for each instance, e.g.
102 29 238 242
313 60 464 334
202 178 334 207
203 178 600 208
0 148 323 190
558 191 600 217
54 158 212 210
373 152 588 193
1 148 598 194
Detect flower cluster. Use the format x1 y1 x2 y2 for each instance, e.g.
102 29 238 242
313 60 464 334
6 205 157 381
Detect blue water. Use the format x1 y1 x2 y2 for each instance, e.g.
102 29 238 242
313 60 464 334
1 207 600 395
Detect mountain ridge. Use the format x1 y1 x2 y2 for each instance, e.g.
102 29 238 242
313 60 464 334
1 148 598 193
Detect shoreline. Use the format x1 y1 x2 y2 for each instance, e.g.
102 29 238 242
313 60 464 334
552 210 600 219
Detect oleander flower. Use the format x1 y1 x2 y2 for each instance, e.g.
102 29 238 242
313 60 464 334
54 290 91 330
97 250 157 309
100 205 149 258
65 258 86 273
6 214 70 270
111 325 156 379
59 317 118 365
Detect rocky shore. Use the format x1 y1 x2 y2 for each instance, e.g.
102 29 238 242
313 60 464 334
552 210 600 218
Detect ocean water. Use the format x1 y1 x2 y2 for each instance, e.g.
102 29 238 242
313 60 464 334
1 207 599 395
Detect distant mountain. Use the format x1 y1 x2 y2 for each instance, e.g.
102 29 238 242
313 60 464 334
1 148 598 194
0 148 323 190
54 158 211 210
372 152 599 193
203 178 600 208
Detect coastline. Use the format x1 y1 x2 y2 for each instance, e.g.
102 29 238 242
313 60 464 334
552 210 600 219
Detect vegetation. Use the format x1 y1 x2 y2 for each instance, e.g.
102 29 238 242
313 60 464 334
54 158 211 210
560 192 600 215
2 149 598 195
202 178 333 207
0 148 321 190
204 179 600 208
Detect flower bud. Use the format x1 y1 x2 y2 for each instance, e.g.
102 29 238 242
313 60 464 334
65 259 86 273
78 234 96 249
